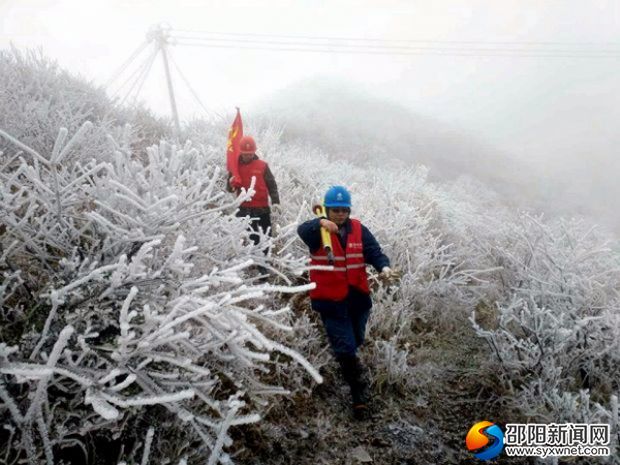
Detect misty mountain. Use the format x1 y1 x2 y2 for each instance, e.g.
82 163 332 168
256 78 619 235
256 79 542 201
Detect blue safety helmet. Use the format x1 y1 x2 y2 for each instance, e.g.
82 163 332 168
324 185 352 208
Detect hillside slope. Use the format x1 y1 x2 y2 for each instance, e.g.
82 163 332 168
1 49 619 465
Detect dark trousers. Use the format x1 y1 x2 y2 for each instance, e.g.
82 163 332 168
236 208 272 246
317 299 371 358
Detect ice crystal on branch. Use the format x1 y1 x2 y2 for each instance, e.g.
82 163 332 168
0 117 319 464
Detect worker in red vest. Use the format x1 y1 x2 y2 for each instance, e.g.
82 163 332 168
228 135 280 246
297 185 395 420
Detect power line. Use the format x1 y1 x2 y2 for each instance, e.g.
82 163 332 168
118 46 158 106
172 29 620 47
110 45 157 100
170 32 620 58
104 25 620 125
168 49 224 121
173 40 620 58
128 48 158 107
105 40 150 88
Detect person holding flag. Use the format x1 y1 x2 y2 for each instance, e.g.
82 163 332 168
225 109 280 247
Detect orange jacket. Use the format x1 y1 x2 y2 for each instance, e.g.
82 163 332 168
309 218 370 301
228 156 280 209
237 158 269 208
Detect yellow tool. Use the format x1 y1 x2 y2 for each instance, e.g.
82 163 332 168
312 204 335 265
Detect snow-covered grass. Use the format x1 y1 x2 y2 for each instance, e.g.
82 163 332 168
1 48 619 464
0 50 324 465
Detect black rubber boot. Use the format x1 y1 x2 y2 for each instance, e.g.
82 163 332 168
337 354 370 420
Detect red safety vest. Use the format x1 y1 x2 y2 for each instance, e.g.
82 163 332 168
238 159 269 208
309 219 370 301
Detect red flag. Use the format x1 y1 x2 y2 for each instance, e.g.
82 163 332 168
226 108 243 189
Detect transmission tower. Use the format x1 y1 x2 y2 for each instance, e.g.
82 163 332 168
148 25 181 137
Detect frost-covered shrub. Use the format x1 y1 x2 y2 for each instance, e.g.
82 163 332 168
0 47 170 165
4 47 620 464
470 214 620 429
371 338 414 392
0 124 322 464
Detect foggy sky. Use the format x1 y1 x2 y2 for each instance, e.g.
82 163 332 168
1 0 619 232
